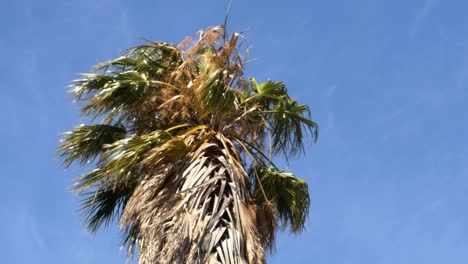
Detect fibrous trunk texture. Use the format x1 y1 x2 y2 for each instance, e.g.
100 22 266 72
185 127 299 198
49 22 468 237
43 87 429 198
121 141 265 264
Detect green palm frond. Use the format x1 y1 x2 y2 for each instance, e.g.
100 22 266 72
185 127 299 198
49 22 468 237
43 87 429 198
72 73 114 99
241 79 318 156
58 124 126 167
74 131 182 237
74 130 173 191
80 180 137 234
198 69 237 116
265 98 318 156
242 78 287 104
252 166 310 233
80 70 153 118
96 43 179 76
126 42 182 63
71 42 184 124
104 130 172 162
96 42 181 73
121 223 140 256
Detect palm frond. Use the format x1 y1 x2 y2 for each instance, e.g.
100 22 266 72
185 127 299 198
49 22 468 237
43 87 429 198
96 42 180 76
240 79 318 156
198 69 237 116
121 223 140 256
71 42 184 124
79 70 153 118
73 130 172 191
265 98 318 156
58 124 126 167
252 166 310 233
79 179 137 234
72 73 114 99
242 78 287 104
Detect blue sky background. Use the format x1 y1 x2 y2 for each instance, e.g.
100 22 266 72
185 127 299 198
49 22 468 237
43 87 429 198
2 0 468 263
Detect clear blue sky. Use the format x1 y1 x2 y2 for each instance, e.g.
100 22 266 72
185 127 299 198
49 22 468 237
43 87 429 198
2 0 468 263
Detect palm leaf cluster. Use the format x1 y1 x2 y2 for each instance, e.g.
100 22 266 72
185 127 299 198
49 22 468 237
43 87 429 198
59 25 318 264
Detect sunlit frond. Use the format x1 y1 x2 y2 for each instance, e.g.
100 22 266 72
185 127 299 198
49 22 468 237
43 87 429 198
58 124 126 167
79 70 153 118
73 130 173 191
242 79 318 156
197 69 238 118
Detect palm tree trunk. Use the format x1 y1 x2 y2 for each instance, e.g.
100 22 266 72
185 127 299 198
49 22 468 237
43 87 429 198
122 140 265 264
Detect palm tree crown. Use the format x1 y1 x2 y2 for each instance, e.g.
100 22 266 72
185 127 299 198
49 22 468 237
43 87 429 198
59 25 318 263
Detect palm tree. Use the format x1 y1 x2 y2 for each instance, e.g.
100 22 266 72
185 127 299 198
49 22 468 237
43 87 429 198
58 25 318 263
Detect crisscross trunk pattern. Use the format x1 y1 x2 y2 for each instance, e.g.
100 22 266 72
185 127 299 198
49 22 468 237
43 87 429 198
122 140 265 264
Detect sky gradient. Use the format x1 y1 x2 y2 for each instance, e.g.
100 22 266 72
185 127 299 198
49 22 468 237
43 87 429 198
2 0 468 263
